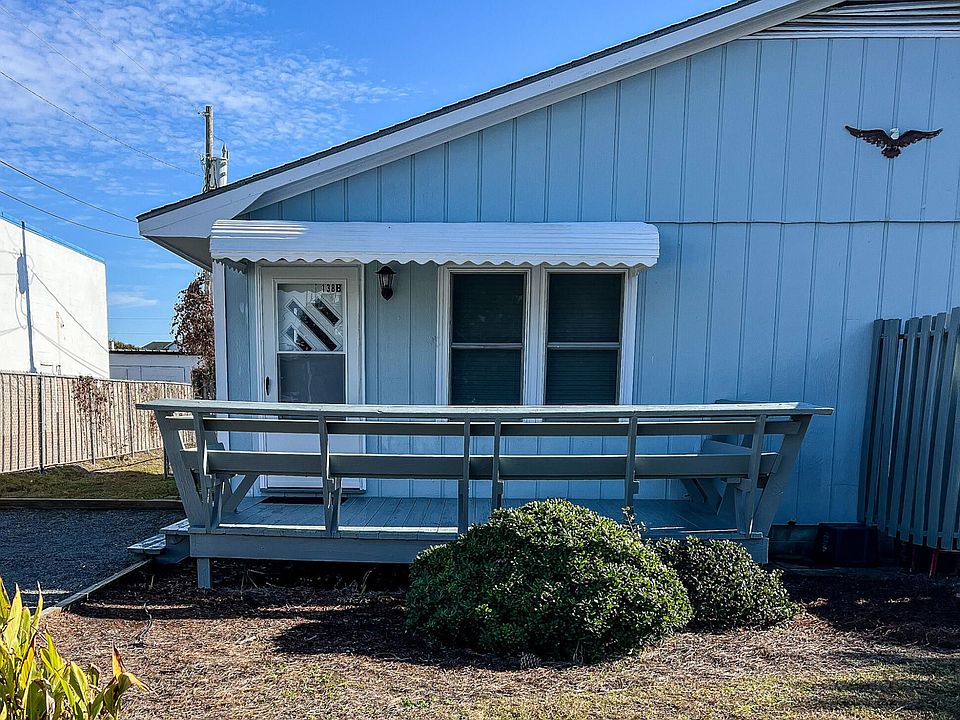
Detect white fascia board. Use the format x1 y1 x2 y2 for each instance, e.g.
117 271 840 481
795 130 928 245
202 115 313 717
138 0 837 245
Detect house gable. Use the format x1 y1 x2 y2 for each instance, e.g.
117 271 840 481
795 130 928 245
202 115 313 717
247 30 959 228
138 0 846 264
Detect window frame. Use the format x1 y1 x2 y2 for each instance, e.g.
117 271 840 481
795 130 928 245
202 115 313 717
543 269 625 405
437 264 638 405
438 266 536 405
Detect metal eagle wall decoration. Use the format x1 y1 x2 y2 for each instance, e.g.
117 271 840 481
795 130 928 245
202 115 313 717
845 125 943 158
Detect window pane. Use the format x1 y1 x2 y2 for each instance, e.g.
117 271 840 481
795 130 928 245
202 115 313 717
451 273 525 343
277 283 345 352
451 349 522 405
545 349 618 405
278 354 346 403
547 273 622 343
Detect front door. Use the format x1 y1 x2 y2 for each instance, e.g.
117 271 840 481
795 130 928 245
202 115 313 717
260 266 363 490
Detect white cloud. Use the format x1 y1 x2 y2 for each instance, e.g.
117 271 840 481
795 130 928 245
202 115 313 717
109 289 158 307
0 0 407 194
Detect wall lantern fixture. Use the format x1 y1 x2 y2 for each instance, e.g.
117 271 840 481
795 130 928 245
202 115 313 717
376 264 396 300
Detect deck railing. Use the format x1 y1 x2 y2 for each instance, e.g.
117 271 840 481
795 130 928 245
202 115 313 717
141 400 830 541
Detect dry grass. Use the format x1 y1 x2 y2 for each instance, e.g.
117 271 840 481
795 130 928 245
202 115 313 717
41 562 960 720
0 451 177 499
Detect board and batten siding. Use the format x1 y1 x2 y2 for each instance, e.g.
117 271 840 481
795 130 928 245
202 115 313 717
231 36 960 524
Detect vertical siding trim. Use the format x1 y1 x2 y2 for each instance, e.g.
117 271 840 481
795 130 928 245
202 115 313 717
814 40 833 221
778 40 798 222
678 58 692 220
443 143 450 222
577 94 586 221
543 109 551 221
849 39 867 219
828 222 857 520
510 119 518 222
476 130 484 220
712 46 726 219
611 82 621 221
644 73 655 217
745 42 762 221
919 39 940 222
377 167 383 222
879 39 905 220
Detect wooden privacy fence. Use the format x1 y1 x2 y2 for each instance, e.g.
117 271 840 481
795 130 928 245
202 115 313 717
0 372 193 473
861 307 960 551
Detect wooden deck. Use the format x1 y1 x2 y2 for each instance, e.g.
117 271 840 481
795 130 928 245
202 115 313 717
149 494 765 567
137 399 831 585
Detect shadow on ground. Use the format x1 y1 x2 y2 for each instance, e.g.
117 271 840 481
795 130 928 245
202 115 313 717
803 654 960 720
783 570 960 650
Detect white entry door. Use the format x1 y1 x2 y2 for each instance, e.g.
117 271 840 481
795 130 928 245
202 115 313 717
260 266 363 490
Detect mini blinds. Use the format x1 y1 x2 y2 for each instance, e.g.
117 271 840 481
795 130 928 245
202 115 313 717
545 273 623 404
450 273 525 405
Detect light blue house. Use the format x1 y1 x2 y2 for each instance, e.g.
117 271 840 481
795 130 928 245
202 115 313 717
138 0 960 535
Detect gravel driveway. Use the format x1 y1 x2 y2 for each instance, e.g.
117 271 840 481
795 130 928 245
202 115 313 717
0 509 181 604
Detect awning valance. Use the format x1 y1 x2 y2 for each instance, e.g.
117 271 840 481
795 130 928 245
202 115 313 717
209 220 659 268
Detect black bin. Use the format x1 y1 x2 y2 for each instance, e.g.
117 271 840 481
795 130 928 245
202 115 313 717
813 523 879 567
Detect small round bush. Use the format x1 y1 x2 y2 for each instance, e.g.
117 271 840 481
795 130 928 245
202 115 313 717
405 499 692 662
651 537 799 630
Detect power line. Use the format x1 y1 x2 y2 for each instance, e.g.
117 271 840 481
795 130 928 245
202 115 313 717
0 3 162 132
0 68 200 176
0 158 134 222
63 1 227 144
0 189 142 239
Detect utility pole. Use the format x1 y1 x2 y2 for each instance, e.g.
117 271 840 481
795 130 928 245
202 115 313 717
201 105 214 192
200 105 228 193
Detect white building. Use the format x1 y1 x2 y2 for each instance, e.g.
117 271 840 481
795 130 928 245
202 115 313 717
0 214 109 377
109 347 199 383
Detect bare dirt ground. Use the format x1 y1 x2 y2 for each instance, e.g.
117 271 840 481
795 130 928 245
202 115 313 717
42 561 960 720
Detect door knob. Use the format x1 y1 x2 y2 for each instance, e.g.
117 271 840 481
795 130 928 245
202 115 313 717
264 376 271 396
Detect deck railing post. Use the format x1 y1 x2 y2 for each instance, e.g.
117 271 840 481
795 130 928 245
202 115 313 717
491 418 503 513
319 413 340 537
459 417 471 534
192 412 218 529
624 415 638 512
753 413 811 534
743 414 767 534
154 410 206 528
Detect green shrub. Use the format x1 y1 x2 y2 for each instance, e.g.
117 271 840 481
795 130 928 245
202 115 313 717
651 537 799 630
0 578 145 719
406 499 691 662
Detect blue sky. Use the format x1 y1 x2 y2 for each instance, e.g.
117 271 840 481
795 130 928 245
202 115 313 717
0 0 717 344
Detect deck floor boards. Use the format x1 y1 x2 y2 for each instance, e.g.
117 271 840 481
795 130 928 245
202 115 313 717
212 497 737 536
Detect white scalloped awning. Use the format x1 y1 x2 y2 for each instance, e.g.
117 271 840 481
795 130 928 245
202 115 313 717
209 220 659 268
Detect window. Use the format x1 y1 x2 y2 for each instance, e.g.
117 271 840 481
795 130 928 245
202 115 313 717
441 267 630 405
449 272 525 404
276 282 347 403
545 273 623 404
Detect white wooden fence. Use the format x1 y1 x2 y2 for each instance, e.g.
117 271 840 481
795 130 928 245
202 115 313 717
0 372 193 473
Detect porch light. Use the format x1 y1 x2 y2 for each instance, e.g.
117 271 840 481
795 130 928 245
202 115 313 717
376 264 396 300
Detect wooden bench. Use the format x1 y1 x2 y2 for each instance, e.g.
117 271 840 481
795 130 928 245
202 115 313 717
143 400 830 548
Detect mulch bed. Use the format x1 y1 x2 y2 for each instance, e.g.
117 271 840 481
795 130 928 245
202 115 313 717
784 570 960 650
40 561 960 719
